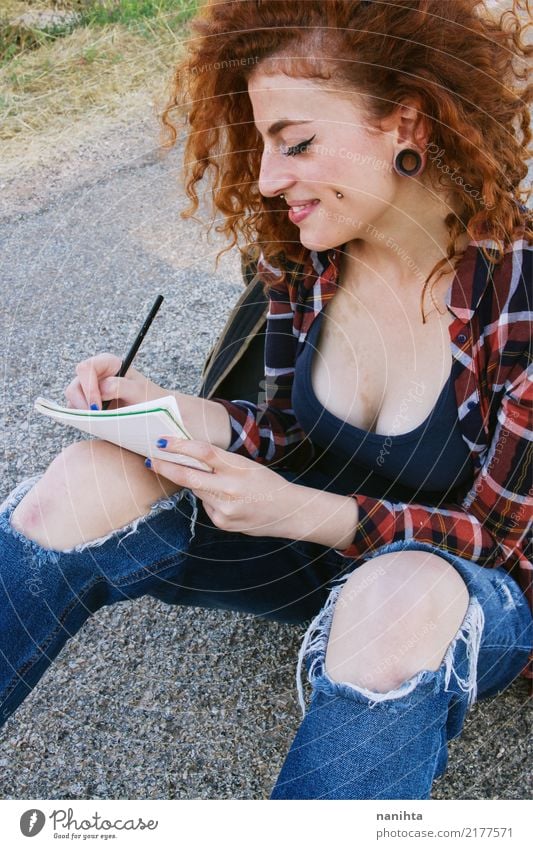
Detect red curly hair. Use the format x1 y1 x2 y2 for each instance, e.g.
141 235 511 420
162 0 532 300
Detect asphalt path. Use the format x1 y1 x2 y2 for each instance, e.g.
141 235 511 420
0 125 531 800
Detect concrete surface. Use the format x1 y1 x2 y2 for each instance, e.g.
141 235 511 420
0 117 531 800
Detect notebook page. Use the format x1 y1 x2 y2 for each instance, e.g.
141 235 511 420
34 396 212 472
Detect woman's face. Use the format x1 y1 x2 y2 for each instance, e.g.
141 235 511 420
247 69 405 252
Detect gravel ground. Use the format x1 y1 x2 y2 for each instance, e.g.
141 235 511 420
0 110 531 801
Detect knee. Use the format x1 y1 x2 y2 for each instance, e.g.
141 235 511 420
324 550 470 692
47 439 147 496
11 439 179 548
13 440 137 519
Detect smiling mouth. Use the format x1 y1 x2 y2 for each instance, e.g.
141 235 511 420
289 200 320 212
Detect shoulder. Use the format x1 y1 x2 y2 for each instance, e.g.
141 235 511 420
477 234 532 326
483 237 532 389
492 235 532 297
256 249 312 307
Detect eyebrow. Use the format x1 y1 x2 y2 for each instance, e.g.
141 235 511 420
265 119 313 137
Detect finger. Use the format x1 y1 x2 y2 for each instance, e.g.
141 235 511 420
99 376 144 405
75 361 102 410
64 377 90 410
146 457 218 493
154 437 223 470
84 353 122 375
74 354 122 409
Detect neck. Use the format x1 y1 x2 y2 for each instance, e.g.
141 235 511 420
341 185 469 292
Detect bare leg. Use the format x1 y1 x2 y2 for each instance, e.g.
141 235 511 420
10 440 181 551
324 550 470 692
272 547 482 799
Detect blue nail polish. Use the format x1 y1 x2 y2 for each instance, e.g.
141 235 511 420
156 438 168 448
144 458 152 469
90 403 99 410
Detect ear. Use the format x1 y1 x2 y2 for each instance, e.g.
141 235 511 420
381 98 430 150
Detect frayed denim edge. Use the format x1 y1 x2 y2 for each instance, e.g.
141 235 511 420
296 572 485 718
69 488 199 553
0 475 198 560
0 475 42 515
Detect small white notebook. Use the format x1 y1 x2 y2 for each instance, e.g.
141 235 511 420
34 395 212 472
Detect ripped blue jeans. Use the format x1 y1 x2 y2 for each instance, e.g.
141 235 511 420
0 474 531 799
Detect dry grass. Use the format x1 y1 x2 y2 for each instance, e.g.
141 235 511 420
2 1 49 16
0 0 525 180
0 13 189 176
0 3 197 178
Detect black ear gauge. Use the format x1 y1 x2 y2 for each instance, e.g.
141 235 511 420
393 147 425 177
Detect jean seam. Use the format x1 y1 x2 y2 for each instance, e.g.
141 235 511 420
0 542 186 712
1 577 100 707
1 538 189 717
91 552 189 588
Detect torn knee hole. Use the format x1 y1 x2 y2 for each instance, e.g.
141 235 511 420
69 487 199 552
2 480 198 555
296 580 485 716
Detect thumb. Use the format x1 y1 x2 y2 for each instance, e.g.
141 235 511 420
99 376 145 404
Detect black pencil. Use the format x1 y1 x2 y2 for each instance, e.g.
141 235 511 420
101 295 164 411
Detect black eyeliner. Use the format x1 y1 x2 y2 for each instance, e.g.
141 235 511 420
284 133 316 156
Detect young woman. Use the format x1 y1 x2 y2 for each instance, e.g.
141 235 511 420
1 0 531 799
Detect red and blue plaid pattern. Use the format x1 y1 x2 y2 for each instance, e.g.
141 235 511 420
214 230 532 677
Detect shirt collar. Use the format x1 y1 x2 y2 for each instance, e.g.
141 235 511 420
445 240 500 322
313 239 499 323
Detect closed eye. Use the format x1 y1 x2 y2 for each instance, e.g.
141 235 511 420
281 134 316 157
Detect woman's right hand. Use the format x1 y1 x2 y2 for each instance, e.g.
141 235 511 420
64 353 166 410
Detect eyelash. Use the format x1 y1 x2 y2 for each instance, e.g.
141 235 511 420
281 134 316 157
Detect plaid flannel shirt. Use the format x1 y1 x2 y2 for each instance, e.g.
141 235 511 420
214 229 532 679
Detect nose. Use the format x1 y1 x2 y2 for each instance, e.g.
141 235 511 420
258 141 295 199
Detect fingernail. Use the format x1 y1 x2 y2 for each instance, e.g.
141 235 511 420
156 438 168 448
144 458 152 469
90 403 99 410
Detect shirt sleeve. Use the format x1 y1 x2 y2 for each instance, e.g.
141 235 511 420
337 335 533 576
212 267 315 470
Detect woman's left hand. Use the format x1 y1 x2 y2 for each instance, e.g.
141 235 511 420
146 437 298 538
145 437 358 547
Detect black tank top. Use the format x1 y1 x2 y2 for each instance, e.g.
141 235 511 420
292 309 474 504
